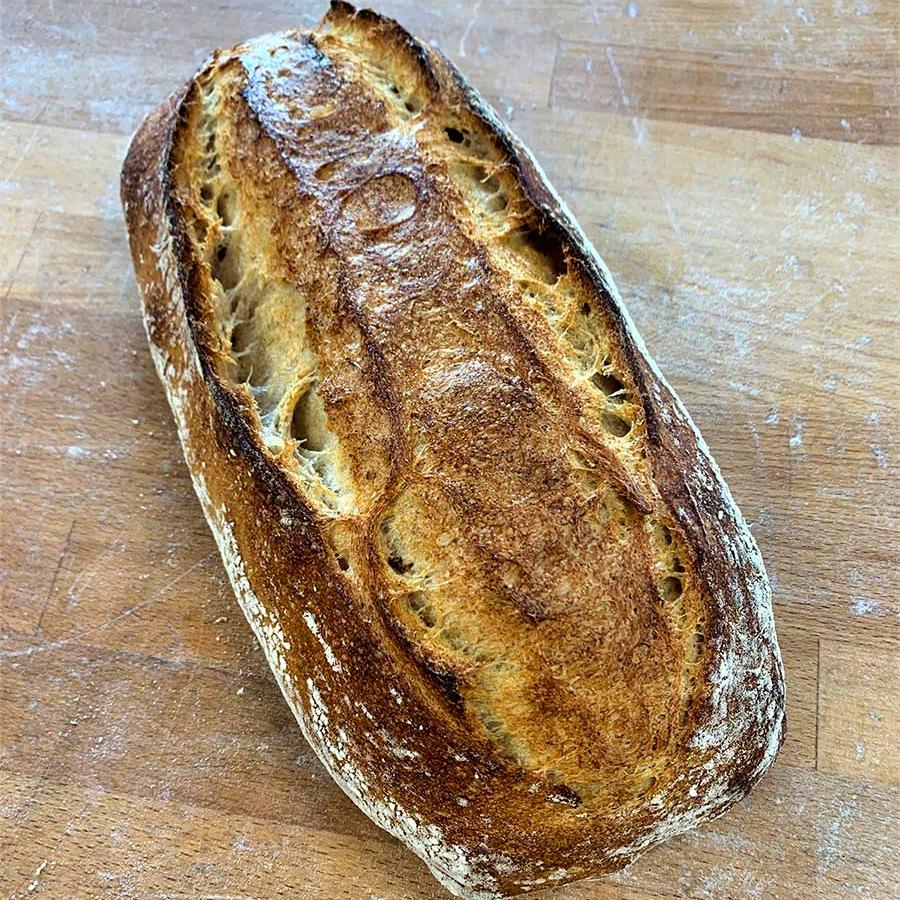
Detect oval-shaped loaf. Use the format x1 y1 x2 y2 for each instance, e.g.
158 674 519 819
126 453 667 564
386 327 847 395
121 3 785 897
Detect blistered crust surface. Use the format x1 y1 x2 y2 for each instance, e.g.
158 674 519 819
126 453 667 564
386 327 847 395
121 3 785 897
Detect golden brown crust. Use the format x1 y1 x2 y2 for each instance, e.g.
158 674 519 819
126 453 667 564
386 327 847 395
121 4 785 897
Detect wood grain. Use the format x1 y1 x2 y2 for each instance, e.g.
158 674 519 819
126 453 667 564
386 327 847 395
1 1 898 898
818 640 900 785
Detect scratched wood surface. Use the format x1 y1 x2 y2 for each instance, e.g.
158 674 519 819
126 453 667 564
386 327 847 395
1 1 898 897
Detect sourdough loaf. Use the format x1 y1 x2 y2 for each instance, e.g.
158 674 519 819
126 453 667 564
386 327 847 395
121 3 785 896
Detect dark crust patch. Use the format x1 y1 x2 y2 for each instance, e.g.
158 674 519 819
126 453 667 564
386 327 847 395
327 0 442 92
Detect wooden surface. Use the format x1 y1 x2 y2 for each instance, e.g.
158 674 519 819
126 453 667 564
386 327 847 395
1 1 898 897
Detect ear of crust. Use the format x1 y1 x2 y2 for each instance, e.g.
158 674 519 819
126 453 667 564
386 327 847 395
121 4 785 898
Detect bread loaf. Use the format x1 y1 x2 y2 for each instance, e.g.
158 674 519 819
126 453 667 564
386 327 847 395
121 3 785 896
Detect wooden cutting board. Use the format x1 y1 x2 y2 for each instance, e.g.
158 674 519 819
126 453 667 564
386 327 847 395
1 1 897 897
